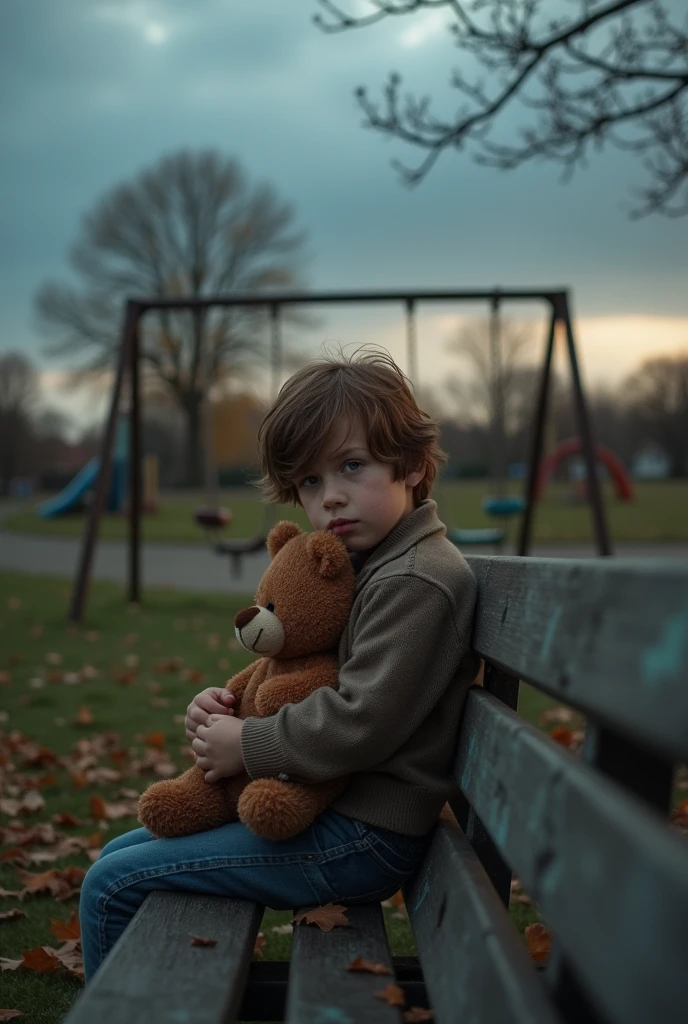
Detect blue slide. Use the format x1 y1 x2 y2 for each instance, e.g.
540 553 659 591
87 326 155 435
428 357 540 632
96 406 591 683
38 458 101 519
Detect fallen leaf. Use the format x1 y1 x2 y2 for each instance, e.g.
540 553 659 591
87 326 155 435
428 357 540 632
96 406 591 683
142 731 166 748
53 813 81 827
90 796 107 821
0 672 12 685
45 653 62 666
190 935 217 947
525 923 552 962
403 1008 434 1022
0 850 29 867
374 983 406 1007
0 909 26 923
347 956 392 975
270 923 293 935
16 867 86 902
22 946 62 973
0 887 22 898
0 958 22 971
0 1010 24 1020
50 910 81 941
292 903 350 932
75 706 94 727
253 932 266 957
549 726 574 748
538 706 574 726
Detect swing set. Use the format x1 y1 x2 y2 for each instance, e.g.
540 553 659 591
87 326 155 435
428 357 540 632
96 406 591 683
68 287 612 622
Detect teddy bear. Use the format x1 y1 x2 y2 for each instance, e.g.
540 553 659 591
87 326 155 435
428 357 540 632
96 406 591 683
137 521 355 842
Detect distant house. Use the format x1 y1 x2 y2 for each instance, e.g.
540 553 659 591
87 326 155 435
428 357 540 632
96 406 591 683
632 442 670 480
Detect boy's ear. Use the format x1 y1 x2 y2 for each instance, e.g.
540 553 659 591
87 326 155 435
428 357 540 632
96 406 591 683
267 521 303 558
405 462 426 489
307 531 350 578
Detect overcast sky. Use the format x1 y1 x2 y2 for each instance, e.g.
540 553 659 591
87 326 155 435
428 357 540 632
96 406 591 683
2 0 687 428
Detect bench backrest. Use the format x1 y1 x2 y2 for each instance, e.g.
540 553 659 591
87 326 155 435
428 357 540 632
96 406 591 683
406 556 688 1024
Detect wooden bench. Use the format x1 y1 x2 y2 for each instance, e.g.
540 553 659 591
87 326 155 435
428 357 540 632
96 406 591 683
65 555 688 1024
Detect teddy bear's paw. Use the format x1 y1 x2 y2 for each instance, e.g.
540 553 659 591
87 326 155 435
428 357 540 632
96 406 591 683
138 777 230 838
238 778 318 842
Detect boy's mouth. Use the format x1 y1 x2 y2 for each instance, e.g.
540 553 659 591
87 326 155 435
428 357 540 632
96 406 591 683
327 518 358 536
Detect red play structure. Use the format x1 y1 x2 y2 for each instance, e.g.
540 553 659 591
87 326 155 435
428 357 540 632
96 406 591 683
536 438 634 501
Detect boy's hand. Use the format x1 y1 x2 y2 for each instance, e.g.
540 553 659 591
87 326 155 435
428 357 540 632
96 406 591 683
185 687 236 742
192 716 245 783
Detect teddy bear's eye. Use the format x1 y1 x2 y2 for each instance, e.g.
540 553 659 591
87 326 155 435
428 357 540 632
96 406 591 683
267 602 275 612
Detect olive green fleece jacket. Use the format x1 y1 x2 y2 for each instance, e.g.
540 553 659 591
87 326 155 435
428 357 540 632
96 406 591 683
240 500 480 836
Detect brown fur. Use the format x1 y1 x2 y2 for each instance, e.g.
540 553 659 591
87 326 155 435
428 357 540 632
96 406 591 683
138 523 355 841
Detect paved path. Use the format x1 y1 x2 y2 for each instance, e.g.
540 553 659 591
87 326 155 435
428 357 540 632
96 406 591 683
1 503 687 595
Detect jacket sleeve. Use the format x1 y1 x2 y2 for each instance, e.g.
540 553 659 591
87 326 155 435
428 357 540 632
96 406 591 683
240 570 476 784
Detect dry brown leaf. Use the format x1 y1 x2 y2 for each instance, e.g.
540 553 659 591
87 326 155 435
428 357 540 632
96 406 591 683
75 706 94 727
21 946 62 973
0 671 12 685
539 706 574 726
525 923 552 962
90 796 107 821
53 813 81 827
403 1008 434 1022
18 790 45 815
292 903 350 932
253 932 266 957
0 1010 24 1020
0 909 26 923
0 957 23 971
50 910 81 941
190 935 217 947
16 866 86 902
549 726 574 748
347 956 392 975
374 983 406 1007
0 887 23 898
0 850 29 867
142 731 166 748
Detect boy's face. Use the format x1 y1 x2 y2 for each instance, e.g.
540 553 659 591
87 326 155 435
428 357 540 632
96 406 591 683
295 418 425 553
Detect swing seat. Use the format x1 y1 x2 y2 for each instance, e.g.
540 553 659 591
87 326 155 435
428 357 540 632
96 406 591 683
194 507 232 529
482 496 525 518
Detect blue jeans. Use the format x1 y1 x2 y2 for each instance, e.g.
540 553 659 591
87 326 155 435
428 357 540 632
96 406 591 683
79 810 432 981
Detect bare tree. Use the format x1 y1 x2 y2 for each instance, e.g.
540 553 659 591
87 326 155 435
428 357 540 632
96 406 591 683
315 0 688 217
0 352 39 494
35 150 308 486
623 352 688 475
445 317 536 489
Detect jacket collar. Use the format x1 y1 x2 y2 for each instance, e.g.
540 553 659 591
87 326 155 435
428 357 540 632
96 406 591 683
352 499 446 593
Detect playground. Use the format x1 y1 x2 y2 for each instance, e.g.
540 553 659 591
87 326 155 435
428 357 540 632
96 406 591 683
4 478 688 545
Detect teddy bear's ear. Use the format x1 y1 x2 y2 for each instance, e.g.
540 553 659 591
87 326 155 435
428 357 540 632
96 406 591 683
307 531 350 579
267 521 303 558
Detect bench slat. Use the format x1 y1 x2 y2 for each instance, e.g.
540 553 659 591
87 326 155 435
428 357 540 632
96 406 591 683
286 903 404 1024
405 823 563 1024
455 688 688 1024
465 555 688 761
65 891 263 1024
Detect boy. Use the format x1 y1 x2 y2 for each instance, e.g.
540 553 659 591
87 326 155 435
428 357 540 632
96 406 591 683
79 350 478 981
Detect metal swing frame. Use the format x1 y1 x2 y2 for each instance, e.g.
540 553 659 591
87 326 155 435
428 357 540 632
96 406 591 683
69 287 611 622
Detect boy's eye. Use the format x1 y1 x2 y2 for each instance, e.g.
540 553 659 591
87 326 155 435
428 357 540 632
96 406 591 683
267 602 275 613
300 475 318 488
344 460 362 472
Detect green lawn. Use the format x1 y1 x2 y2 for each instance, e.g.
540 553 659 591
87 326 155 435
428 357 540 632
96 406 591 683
0 569 577 1022
5 479 688 544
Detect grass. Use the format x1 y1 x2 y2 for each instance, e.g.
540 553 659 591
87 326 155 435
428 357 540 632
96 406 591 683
0 569 574 1023
5 479 688 544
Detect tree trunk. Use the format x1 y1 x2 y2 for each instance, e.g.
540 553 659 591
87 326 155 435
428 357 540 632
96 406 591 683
182 392 204 488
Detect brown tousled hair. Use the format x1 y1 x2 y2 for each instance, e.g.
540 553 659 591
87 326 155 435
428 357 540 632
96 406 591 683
258 349 446 505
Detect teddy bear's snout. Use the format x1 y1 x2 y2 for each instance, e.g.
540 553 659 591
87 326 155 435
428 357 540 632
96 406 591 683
235 606 260 630
235 605 286 656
